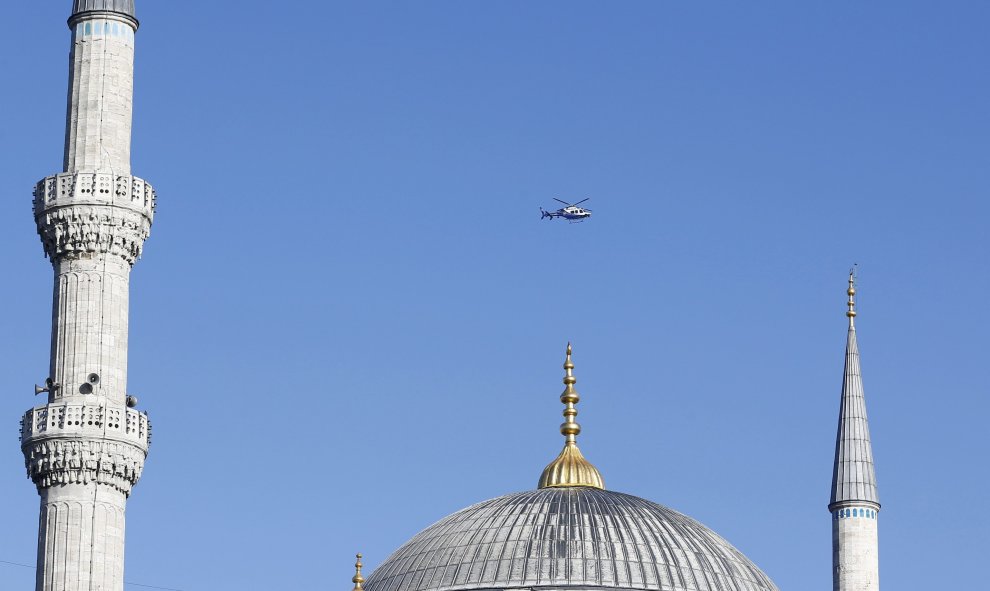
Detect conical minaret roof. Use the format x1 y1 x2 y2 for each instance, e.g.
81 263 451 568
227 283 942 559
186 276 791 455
70 0 138 27
72 0 135 16
829 272 880 509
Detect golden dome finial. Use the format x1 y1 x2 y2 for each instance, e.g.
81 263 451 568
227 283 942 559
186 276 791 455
847 268 857 326
538 343 605 490
352 553 365 591
561 342 580 443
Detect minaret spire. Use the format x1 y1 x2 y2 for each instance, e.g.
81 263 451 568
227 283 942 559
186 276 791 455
831 271 879 507
19 3 155 590
538 343 605 490
829 271 881 591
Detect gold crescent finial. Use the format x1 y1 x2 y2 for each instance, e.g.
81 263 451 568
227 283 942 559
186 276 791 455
847 268 857 326
538 343 605 490
352 553 365 591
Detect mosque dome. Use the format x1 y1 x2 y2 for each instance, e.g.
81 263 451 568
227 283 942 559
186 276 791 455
363 345 778 591
364 487 777 591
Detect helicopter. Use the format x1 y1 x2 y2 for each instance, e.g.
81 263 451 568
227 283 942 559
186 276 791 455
540 198 592 222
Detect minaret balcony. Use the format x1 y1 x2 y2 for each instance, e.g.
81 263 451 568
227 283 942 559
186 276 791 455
33 172 155 264
19 402 150 495
34 172 155 219
20 402 150 450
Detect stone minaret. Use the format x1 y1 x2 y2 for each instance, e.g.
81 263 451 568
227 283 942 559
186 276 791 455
829 273 880 591
19 2 154 590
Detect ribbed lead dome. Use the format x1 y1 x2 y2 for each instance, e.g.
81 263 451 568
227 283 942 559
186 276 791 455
365 488 778 591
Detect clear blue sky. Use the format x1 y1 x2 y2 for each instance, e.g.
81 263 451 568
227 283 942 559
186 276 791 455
2 1 988 589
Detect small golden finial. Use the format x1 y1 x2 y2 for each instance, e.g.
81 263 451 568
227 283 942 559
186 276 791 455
352 553 365 591
561 342 580 443
847 268 857 326
538 343 605 490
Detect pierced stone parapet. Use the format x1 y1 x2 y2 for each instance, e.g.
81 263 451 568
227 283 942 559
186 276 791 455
34 173 155 217
21 403 150 446
33 173 155 265
20 403 150 495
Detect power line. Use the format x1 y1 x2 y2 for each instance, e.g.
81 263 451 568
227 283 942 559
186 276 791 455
0 559 184 591
125 583 186 591
0 559 33 568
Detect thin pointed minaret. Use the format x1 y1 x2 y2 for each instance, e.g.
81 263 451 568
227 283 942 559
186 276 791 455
19 2 155 590
829 272 880 591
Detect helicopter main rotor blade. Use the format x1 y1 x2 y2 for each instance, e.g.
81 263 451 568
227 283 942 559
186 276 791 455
572 198 591 206
553 198 572 206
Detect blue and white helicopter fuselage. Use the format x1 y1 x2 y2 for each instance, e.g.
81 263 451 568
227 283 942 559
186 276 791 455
541 198 592 222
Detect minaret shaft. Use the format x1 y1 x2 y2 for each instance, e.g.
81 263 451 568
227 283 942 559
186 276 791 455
36 485 127 591
50 256 132 406
64 15 136 175
20 4 152 591
831 509 879 591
